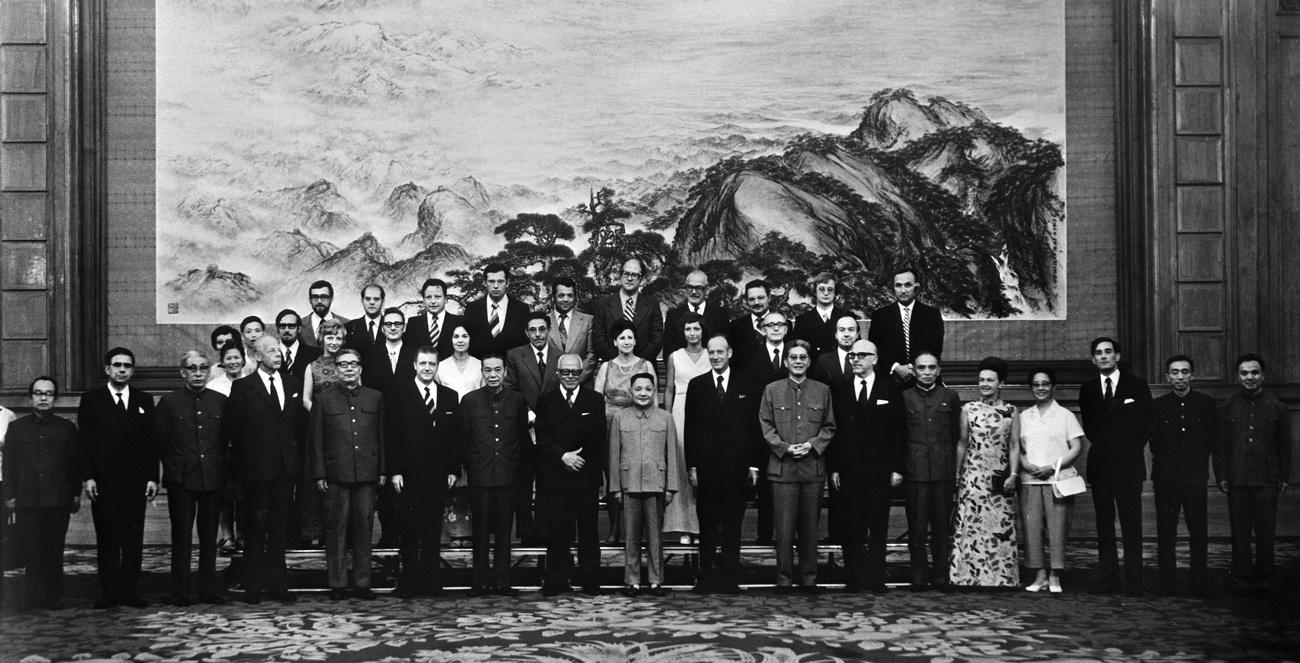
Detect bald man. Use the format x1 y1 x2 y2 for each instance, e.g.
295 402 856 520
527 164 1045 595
664 270 730 358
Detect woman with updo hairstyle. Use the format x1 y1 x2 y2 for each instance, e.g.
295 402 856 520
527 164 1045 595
950 356 1021 587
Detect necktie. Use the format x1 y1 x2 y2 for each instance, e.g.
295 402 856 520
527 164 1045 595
692 304 700 315
755 316 762 335
489 303 501 337
424 386 436 416
537 350 546 380
566 389 575 408
284 347 294 372
429 315 440 348
624 296 635 321
901 305 912 361
859 379 870 406
558 314 568 347
842 353 852 377
116 392 126 411
771 347 780 372
1104 377 1113 401
316 321 323 344
716 374 726 401
268 375 280 410
369 320 376 343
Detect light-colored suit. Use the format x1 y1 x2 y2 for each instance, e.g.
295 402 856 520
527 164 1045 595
504 342 563 410
548 309 597 384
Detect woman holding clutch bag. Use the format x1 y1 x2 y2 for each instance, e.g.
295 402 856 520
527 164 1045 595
1018 367 1085 593
950 356 1021 587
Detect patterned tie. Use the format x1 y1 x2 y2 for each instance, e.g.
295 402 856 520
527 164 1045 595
859 379 870 406
558 313 568 347
771 347 780 372
424 386 436 416
316 321 323 345
268 375 280 410
566 389 575 408
429 314 440 348
716 374 726 401
537 350 546 381
284 347 294 373
489 303 502 337
623 296 635 321
1104 377 1113 401
901 305 912 362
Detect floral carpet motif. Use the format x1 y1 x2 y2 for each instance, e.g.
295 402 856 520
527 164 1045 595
2 544 1298 662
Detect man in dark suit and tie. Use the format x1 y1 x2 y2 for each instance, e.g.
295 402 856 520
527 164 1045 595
387 346 462 598
155 350 228 606
403 278 465 361
547 277 597 384
344 284 386 352
591 258 664 364
464 264 531 359
78 347 158 609
275 309 322 379
225 335 306 604
1078 336 1153 596
534 353 607 596
811 315 859 385
867 267 944 387
504 313 562 545
793 273 855 358
828 339 905 591
685 334 764 594
361 307 418 547
301 280 350 348
740 311 790 386
664 270 731 359
461 355 531 596
309 348 385 601
727 279 773 366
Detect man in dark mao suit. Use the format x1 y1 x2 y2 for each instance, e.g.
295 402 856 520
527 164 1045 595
1079 336 1153 596
78 347 158 609
828 340 905 591
387 347 462 597
867 267 944 387
685 334 764 593
226 336 306 604
534 354 607 596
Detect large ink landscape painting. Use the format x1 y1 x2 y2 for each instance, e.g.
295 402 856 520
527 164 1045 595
156 0 1066 323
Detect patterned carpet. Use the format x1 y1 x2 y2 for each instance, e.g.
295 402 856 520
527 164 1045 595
2 542 1298 662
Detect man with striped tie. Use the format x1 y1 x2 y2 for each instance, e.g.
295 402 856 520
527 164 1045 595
403 278 464 361
591 258 663 365
464 264 530 359
867 267 944 389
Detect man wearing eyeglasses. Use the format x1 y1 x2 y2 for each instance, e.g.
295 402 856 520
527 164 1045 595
534 354 607 596
77 347 158 609
793 273 855 358
155 351 228 606
828 340 904 592
727 279 774 365
309 349 386 601
741 311 790 385
592 258 664 364
361 307 419 549
301 280 350 348
275 309 321 379
759 340 836 593
664 270 730 359
3 377 81 610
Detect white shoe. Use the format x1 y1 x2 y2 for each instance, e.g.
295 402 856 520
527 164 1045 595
1048 577 1063 593
1026 578 1049 592
679 535 692 545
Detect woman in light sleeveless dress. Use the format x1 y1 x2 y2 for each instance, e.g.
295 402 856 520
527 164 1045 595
950 356 1022 587
663 312 709 543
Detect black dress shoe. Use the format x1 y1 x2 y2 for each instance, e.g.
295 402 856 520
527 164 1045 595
541 585 568 597
268 589 297 603
721 584 742 595
243 591 261 604
354 588 377 600
620 585 640 597
774 585 792 595
425 587 446 597
648 585 668 597
120 595 148 608
393 586 418 599
172 595 192 607
797 585 820 595
1125 585 1143 598
689 584 710 595
582 585 601 596
93 596 116 609
468 586 490 597
199 594 227 604
865 582 888 593
495 586 519 597
328 588 349 601
1091 579 1121 595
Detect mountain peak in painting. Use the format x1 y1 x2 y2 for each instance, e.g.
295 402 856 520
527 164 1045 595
166 265 263 312
854 88 988 151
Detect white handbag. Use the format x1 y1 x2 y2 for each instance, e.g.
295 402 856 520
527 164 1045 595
1052 457 1087 498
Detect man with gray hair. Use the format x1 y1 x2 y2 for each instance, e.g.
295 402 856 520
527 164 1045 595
155 350 228 606
309 348 386 600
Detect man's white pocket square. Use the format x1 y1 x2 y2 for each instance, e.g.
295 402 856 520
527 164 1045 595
1123 398 1135 404
877 399 890 405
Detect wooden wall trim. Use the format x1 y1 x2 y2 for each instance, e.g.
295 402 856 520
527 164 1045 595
1115 0 1156 378
73 0 108 389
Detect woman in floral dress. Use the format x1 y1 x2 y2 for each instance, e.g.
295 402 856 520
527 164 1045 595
299 319 346 547
950 356 1021 587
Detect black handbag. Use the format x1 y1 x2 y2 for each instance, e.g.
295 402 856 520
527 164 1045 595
990 470 1013 495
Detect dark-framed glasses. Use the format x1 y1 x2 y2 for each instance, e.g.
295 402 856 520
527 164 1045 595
556 369 582 377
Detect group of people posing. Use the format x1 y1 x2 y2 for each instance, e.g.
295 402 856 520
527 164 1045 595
0 262 1290 610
